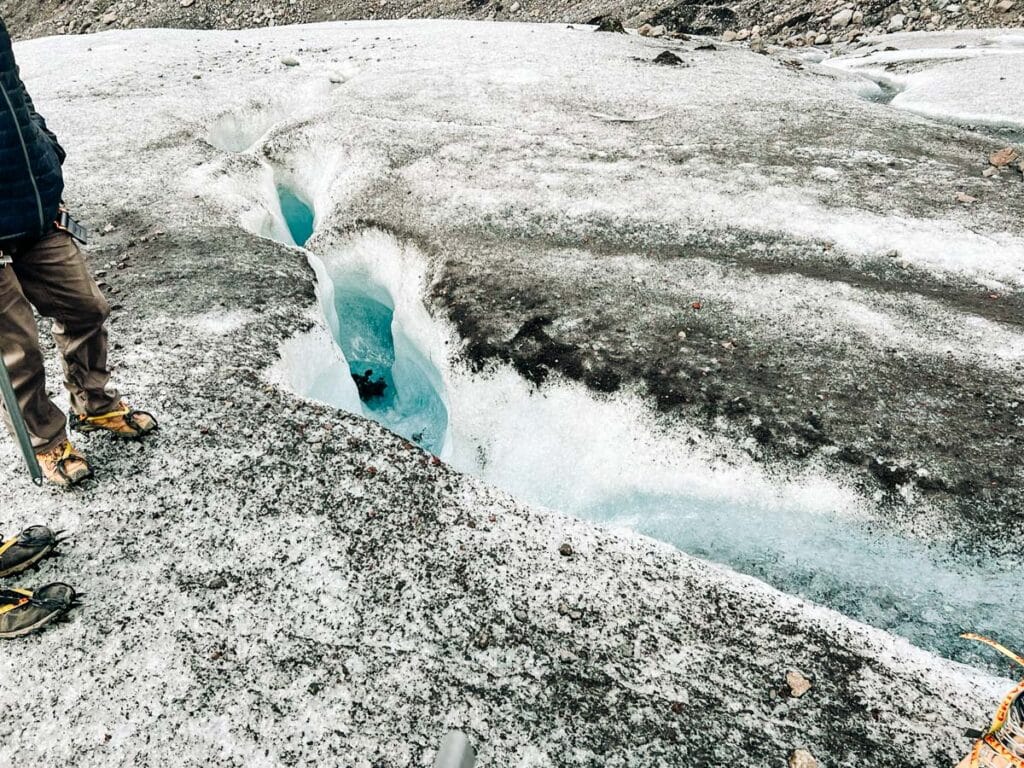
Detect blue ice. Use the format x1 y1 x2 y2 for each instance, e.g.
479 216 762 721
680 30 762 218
277 185 1020 672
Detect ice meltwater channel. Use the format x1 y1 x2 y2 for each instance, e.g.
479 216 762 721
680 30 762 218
275 184 1022 672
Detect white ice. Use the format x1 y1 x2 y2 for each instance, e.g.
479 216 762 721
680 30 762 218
824 28 1024 134
2 23 1021 763
67 19 1016 658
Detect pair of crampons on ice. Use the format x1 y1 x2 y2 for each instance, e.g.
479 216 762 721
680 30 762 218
35 401 158 487
0 402 157 638
0 526 76 638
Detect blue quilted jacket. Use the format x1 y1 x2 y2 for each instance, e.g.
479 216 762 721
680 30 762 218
0 16 65 244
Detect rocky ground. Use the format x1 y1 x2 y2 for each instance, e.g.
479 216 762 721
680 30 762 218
0 17 1021 767
1 0 1023 49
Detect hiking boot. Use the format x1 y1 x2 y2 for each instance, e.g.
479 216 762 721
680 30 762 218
0 526 60 577
70 401 158 439
0 583 76 639
36 440 93 487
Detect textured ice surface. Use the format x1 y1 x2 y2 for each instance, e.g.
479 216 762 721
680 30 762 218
185 18 1023 668
2 21 1020 766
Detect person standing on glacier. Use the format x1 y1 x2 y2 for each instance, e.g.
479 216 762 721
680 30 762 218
0 15 157 484
0 15 155 636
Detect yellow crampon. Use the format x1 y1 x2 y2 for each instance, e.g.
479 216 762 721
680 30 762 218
77 406 132 426
71 401 157 439
0 537 18 559
962 633 1024 768
0 588 32 616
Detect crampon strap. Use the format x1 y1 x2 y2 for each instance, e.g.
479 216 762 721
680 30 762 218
0 588 31 615
0 537 17 558
79 406 131 425
78 403 156 436
962 633 1024 768
44 441 81 484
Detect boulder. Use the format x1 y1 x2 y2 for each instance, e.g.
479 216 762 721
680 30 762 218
831 8 854 27
592 15 627 33
653 50 686 65
989 147 1021 167
789 750 819 768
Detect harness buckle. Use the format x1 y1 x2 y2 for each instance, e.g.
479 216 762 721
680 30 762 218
54 207 88 245
0 252 11 269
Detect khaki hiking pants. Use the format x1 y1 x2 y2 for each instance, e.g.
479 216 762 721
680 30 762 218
0 230 119 452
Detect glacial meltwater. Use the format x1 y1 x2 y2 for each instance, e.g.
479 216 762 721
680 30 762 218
278 185 315 247
273 184 1022 672
276 184 448 455
331 285 449 455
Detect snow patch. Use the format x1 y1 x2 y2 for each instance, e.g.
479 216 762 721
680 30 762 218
182 309 257 336
207 81 334 153
825 29 1024 138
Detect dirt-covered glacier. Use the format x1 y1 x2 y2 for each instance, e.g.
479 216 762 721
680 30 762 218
1 20 1021 768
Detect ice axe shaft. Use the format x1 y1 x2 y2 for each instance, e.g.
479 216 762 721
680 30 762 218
0 352 43 485
434 731 475 768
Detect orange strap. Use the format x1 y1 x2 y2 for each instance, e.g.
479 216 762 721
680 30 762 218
963 634 1024 670
0 588 32 616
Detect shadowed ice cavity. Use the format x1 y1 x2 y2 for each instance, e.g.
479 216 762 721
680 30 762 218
210 104 289 154
278 185 315 247
272 185 1020 671
845 72 906 105
331 283 448 454
276 185 448 454
864 79 902 104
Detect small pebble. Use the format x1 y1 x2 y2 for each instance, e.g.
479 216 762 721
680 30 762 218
786 669 813 697
789 749 818 768
207 575 228 590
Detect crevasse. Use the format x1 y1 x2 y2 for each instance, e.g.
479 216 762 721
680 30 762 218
274 183 1021 672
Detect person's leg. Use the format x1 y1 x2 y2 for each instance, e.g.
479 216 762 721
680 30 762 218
0 262 69 451
12 230 120 417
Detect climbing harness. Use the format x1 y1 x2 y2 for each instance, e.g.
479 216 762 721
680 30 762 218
53 206 88 245
962 633 1024 768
